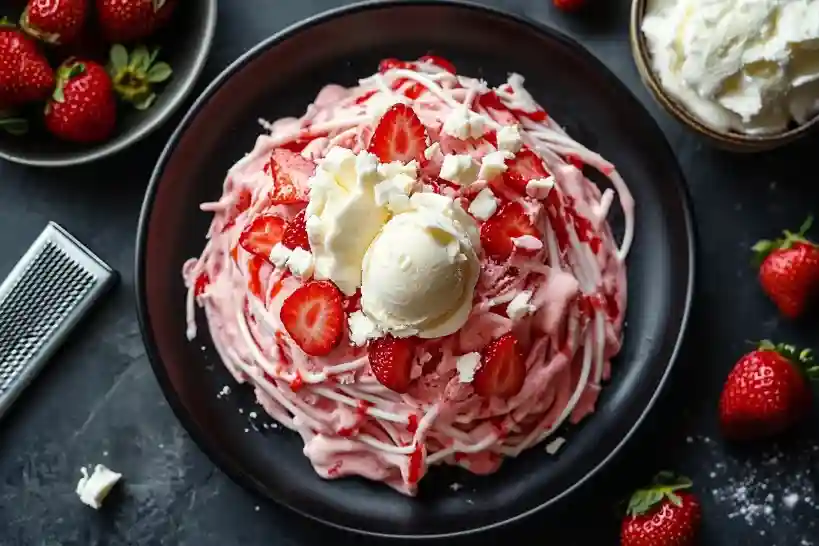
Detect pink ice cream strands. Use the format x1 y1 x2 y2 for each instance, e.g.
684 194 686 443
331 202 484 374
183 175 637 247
183 55 633 495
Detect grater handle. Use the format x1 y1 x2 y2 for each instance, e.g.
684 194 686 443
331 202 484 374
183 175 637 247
0 223 117 421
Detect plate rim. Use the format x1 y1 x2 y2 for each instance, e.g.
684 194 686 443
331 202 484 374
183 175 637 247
135 0 697 538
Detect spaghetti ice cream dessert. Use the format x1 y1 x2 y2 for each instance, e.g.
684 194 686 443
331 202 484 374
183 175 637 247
183 55 635 495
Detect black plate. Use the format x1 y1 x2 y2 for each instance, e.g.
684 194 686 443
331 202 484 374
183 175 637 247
136 0 695 538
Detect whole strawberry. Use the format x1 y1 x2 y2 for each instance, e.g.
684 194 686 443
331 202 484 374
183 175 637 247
21 0 89 45
621 472 701 546
719 341 817 441
753 216 819 319
96 0 177 43
45 59 116 142
0 19 55 109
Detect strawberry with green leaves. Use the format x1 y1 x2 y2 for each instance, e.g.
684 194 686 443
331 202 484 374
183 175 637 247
621 472 701 546
96 0 177 43
0 18 54 120
107 44 172 110
753 216 819 319
719 341 818 441
20 0 88 45
45 58 116 142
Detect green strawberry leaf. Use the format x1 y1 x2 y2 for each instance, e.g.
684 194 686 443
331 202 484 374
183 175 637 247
798 215 814 237
0 117 29 136
146 62 172 83
666 491 683 507
129 46 151 74
148 47 161 66
110 44 128 72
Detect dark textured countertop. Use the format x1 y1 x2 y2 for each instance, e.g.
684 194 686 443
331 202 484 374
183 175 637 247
1 1 818 545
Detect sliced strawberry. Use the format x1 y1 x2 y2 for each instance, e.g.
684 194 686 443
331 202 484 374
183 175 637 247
418 54 456 74
266 148 315 204
477 91 506 111
280 280 344 356
368 335 417 393
239 214 286 260
497 147 550 195
404 82 426 99
280 134 317 153
281 209 310 250
390 77 408 91
480 202 542 260
368 103 428 164
484 130 498 147
379 58 414 72
342 289 362 313
474 333 525 398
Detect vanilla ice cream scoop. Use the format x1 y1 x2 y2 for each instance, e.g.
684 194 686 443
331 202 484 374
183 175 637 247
361 193 480 339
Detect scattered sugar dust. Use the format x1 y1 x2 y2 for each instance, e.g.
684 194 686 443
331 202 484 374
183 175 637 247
687 435 818 545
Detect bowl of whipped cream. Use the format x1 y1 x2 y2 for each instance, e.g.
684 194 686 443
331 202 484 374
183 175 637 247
631 0 819 151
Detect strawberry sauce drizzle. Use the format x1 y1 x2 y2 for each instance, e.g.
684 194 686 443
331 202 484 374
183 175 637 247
408 444 424 484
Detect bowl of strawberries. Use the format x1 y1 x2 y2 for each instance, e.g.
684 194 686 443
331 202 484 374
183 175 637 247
0 0 216 167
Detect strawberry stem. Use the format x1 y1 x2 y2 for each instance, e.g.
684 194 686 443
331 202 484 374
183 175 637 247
752 216 815 265
108 44 172 111
626 472 693 516
758 340 818 381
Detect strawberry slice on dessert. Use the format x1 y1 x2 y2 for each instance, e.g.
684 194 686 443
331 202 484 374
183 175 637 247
418 54 456 74
474 333 525 398
281 209 310 251
480 201 542 260
239 214 285 260
266 148 315 204
368 335 417 393
368 103 428 164
497 147 550 195
378 58 415 72
280 280 344 356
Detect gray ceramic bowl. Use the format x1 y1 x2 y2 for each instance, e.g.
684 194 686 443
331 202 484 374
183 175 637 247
0 0 217 167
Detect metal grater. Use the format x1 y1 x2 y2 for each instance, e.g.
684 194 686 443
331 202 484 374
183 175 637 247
0 223 116 420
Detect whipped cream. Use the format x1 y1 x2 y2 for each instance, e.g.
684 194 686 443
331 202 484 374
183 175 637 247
306 148 393 295
642 0 819 134
361 192 481 339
